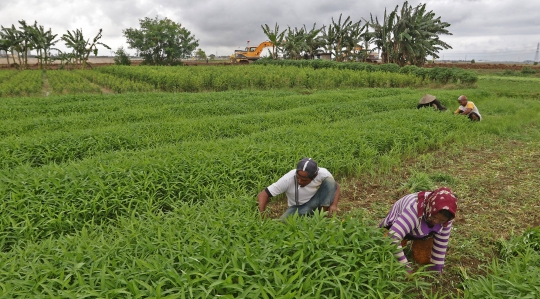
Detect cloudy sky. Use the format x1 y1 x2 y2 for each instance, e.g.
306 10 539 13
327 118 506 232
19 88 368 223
2 0 539 62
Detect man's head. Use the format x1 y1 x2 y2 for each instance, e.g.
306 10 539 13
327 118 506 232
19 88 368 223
457 95 468 106
296 158 319 186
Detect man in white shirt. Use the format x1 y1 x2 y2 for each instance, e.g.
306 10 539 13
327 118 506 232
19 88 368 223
454 95 482 121
257 158 341 220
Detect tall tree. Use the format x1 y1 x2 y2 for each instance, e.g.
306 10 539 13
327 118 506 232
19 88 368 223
28 21 58 70
367 1 452 66
281 26 307 60
302 23 324 59
123 16 199 65
322 14 362 62
0 25 23 68
261 23 286 59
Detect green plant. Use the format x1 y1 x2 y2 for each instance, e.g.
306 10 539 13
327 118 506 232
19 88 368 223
113 47 131 66
521 66 535 74
399 172 435 193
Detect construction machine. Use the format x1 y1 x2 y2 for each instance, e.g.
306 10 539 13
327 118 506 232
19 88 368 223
230 41 274 64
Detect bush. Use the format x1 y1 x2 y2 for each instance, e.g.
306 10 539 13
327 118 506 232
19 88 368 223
113 47 132 66
521 66 535 74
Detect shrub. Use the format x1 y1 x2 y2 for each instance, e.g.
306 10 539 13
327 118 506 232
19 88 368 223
521 66 535 74
113 47 132 66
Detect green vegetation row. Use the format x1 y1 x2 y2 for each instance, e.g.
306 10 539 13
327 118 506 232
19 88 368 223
0 70 43 97
0 89 473 248
97 65 422 92
460 227 540 298
0 199 428 298
254 59 479 85
0 64 449 98
0 89 415 168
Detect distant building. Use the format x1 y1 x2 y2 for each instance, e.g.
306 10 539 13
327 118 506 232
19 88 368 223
317 53 332 60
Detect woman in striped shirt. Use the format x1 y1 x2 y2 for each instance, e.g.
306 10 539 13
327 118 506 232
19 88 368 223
380 187 458 273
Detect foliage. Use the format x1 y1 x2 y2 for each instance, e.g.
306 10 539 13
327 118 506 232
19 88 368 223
60 28 111 69
195 48 206 60
0 202 429 298
499 227 540 259
471 59 475 64
261 22 286 59
366 1 452 66
399 171 435 193
322 14 366 62
252 60 478 85
459 228 540 298
123 16 198 65
521 66 535 74
113 47 131 66
1 72 540 297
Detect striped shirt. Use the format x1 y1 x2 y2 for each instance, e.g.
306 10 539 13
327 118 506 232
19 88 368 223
379 192 453 272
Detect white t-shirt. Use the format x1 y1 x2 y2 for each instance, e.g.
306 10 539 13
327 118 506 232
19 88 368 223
266 168 333 206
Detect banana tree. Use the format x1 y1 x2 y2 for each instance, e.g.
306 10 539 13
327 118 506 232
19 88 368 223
0 25 23 68
62 28 110 69
261 23 285 59
28 22 58 70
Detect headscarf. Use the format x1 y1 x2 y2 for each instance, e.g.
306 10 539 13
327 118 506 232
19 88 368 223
417 187 457 227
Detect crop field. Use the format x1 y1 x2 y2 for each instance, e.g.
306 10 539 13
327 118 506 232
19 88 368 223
0 65 539 298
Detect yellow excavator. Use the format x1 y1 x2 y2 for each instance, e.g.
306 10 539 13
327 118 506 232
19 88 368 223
230 41 274 64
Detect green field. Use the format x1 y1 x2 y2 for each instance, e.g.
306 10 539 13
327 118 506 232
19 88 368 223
0 65 539 298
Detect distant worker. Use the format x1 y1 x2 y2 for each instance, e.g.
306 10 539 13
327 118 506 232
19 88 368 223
257 158 340 221
380 187 458 274
417 94 447 111
454 95 481 121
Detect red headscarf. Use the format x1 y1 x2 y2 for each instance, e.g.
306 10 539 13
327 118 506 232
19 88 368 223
417 187 457 227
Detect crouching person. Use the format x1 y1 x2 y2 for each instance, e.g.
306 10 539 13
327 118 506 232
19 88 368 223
257 158 340 221
380 187 458 274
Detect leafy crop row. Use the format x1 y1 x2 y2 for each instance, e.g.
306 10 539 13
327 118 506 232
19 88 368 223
76 70 155 93
97 65 421 92
46 70 102 94
254 59 478 85
0 89 471 248
0 70 43 97
0 200 428 298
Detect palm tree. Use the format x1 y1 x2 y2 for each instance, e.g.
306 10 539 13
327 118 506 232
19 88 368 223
261 23 285 59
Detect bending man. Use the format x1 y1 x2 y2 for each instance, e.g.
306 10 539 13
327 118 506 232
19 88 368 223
257 158 340 221
454 95 482 121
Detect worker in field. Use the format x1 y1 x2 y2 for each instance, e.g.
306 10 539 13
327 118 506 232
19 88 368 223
380 187 457 274
257 158 340 221
417 94 447 111
454 95 481 121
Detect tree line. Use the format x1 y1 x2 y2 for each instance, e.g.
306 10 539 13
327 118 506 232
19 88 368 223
0 21 110 70
261 1 452 66
0 1 451 68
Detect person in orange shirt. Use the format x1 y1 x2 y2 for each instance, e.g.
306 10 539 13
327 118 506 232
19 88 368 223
454 95 481 121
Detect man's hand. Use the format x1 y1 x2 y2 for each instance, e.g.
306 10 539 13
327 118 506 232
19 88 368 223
257 190 270 213
328 204 338 216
